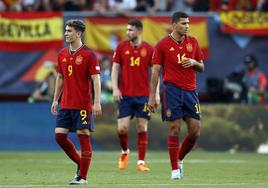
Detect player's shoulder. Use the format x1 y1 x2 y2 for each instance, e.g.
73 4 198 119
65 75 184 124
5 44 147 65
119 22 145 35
156 35 170 46
117 40 129 48
141 41 154 51
142 41 153 48
58 47 68 56
81 45 98 58
185 35 198 43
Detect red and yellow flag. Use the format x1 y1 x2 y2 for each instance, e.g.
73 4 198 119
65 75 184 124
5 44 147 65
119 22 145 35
85 16 209 59
220 11 268 36
0 12 63 51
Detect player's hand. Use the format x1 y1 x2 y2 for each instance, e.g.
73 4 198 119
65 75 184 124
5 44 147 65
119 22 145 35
92 103 102 117
51 101 58 116
148 95 157 113
181 58 195 68
113 88 122 102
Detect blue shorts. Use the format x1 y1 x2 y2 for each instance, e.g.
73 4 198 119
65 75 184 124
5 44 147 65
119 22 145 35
56 108 94 132
161 83 201 121
117 96 150 120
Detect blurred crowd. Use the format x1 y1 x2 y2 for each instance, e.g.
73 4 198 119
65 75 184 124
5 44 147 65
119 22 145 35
1 0 268 13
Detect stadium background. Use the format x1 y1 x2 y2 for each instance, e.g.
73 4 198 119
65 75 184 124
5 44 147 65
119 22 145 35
0 11 268 152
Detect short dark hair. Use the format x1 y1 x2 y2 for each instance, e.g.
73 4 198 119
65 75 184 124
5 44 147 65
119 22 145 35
66 19 86 33
171 11 189 23
244 54 258 67
128 19 143 30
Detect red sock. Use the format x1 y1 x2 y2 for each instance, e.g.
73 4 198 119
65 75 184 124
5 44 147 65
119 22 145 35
178 134 197 161
118 133 128 151
55 133 81 165
78 134 92 180
137 132 148 161
168 136 179 170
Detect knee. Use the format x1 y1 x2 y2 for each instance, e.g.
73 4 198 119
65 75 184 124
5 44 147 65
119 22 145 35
188 126 201 140
118 125 128 134
137 124 147 133
168 125 180 136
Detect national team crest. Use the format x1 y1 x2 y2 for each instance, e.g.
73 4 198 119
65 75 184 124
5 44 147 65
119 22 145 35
166 109 172 118
186 43 193 52
75 55 83 65
140 48 147 57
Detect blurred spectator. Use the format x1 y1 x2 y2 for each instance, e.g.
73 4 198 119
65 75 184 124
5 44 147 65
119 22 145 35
242 54 267 104
135 0 160 15
35 0 51 11
256 0 268 11
28 61 56 103
1 0 22 11
62 0 85 11
234 0 256 11
210 0 257 11
193 0 210 11
100 56 113 103
93 0 108 15
108 0 137 17
210 0 236 11
167 0 194 13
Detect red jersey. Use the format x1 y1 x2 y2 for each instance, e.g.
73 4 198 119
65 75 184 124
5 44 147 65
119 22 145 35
113 40 154 96
152 35 204 91
57 45 100 111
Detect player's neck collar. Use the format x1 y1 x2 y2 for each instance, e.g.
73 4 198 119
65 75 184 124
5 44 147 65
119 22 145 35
169 34 185 44
69 44 84 55
129 39 142 48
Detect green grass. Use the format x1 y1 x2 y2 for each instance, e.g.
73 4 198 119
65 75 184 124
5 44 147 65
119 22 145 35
1 151 268 187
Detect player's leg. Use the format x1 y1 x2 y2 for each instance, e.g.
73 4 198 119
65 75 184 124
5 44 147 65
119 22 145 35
69 110 93 185
55 109 81 168
161 83 183 179
178 90 201 178
167 120 182 179
117 97 132 170
179 117 201 161
136 117 150 171
117 116 131 170
133 96 151 171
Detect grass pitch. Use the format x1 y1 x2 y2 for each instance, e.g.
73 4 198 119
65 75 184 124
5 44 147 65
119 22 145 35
0 151 268 188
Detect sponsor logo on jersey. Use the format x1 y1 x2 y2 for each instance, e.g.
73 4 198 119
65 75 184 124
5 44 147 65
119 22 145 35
62 58 66 62
125 50 130 55
82 120 88 125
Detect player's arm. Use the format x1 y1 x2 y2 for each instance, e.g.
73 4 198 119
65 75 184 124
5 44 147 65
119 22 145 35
148 64 161 111
181 58 204 72
192 60 204 72
51 73 63 115
153 67 161 107
91 74 102 117
111 63 122 102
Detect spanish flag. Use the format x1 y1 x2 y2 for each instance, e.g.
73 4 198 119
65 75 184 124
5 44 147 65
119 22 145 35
220 11 268 36
85 16 209 59
0 12 63 51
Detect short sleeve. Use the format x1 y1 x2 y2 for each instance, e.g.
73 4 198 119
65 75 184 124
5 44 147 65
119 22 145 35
193 38 204 62
89 52 100 75
57 54 62 73
152 42 163 65
112 43 122 65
